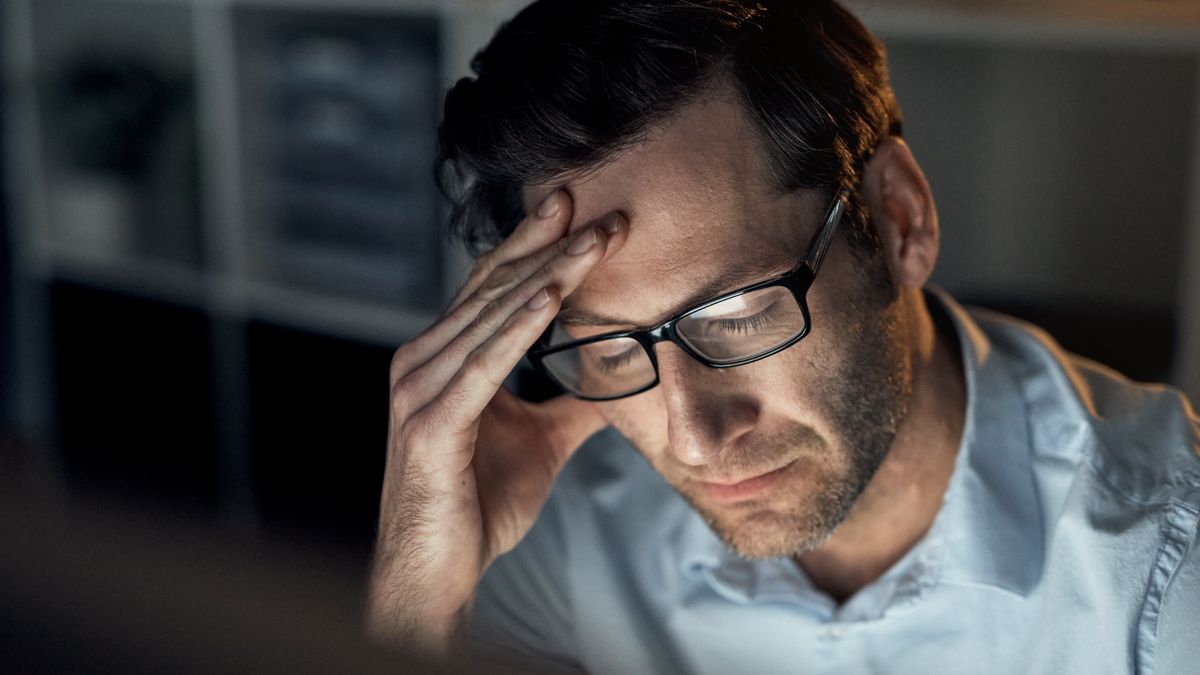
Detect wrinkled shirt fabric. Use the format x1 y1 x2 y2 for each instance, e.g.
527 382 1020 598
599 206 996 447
471 289 1200 674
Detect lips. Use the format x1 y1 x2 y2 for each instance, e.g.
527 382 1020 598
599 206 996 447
695 460 798 503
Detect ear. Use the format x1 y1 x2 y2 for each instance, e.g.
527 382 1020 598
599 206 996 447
860 137 939 290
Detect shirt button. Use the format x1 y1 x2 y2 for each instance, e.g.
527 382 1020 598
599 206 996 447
826 625 846 639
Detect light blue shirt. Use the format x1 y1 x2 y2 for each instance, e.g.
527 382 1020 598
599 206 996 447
471 289 1200 674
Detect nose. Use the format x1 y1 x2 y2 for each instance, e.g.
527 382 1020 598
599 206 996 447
655 345 759 466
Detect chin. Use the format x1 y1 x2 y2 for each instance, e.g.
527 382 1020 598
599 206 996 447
683 461 864 559
702 504 838 559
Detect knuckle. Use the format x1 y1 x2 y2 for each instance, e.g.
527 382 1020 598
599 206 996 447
461 348 488 377
389 345 414 382
390 380 414 421
480 261 520 299
458 345 487 379
445 292 486 327
532 256 567 289
462 348 501 388
469 300 509 337
410 396 452 437
397 408 431 450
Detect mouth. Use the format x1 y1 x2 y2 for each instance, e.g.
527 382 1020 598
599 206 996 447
694 460 799 504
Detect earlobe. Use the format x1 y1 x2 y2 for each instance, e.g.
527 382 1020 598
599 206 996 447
861 137 939 290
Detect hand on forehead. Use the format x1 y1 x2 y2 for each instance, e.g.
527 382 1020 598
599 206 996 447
516 89 826 325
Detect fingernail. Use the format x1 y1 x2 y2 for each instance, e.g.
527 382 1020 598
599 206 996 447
601 213 622 236
537 191 560 219
567 226 597 255
526 288 550 310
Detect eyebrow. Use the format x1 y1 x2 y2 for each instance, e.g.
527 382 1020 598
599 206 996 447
557 258 794 328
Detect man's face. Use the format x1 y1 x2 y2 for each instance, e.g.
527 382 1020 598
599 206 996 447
526 85 914 559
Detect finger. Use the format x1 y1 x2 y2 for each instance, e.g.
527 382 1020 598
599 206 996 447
409 286 564 459
393 237 563 384
446 190 573 314
462 210 627 317
404 219 621 401
594 211 629 264
394 211 627 385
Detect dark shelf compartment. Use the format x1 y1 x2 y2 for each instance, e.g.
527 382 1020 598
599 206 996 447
247 320 393 557
49 281 219 511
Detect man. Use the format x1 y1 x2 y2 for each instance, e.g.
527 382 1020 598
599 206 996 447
368 2 1200 673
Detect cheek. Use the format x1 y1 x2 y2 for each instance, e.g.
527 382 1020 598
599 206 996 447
745 337 832 410
597 352 831 453
598 393 668 452
742 312 861 442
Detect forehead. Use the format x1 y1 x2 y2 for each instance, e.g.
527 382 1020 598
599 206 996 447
524 84 822 328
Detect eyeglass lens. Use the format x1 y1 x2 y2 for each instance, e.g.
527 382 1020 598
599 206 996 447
540 285 808 399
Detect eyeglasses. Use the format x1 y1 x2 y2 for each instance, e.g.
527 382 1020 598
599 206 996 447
528 194 847 401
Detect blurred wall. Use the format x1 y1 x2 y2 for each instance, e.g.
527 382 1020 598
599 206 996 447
887 38 1195 385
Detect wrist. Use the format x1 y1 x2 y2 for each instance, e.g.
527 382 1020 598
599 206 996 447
365 573 473 656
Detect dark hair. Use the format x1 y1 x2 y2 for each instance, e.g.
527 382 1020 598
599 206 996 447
436 0 902 255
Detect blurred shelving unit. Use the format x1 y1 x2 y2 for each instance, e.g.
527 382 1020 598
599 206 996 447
846 0 1200 406
3 0 1200 545
2 0 522 541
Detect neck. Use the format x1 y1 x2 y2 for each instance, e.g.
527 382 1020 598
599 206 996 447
796 289 966 603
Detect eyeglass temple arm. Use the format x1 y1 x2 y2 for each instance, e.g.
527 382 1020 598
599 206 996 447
803 196 847 274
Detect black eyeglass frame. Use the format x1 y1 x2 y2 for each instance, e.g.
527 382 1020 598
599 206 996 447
528 194 848 401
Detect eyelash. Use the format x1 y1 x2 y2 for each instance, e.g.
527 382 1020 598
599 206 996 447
710 301 782 335
594 301 783 371
598 347 640 373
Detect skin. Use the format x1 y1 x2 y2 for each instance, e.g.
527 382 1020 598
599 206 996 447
368 80 966 655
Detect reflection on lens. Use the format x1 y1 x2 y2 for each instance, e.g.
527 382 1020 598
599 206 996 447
540 336 655 399
676 286 806 365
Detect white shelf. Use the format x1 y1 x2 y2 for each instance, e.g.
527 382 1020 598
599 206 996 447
848 0 1200 50
42 245 209 308
36 242 440 343
243 281 437 345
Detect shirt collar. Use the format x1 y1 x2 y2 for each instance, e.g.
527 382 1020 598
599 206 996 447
931 286 1043 597
675 287 1044 615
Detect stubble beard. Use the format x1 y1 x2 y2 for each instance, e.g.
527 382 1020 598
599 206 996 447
665 282 914 559
704 298 910 558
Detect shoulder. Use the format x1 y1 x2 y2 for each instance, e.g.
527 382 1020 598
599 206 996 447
959 304 1200 669
474 425 679 606
966 305 1200 506
471 426 682 664
475 424 692 607
554 426 673 508
539 425 690 556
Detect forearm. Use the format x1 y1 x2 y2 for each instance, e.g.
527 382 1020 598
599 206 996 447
364 563 474 657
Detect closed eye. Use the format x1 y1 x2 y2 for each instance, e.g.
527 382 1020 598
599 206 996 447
598 346 641 372
708 300 784 335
